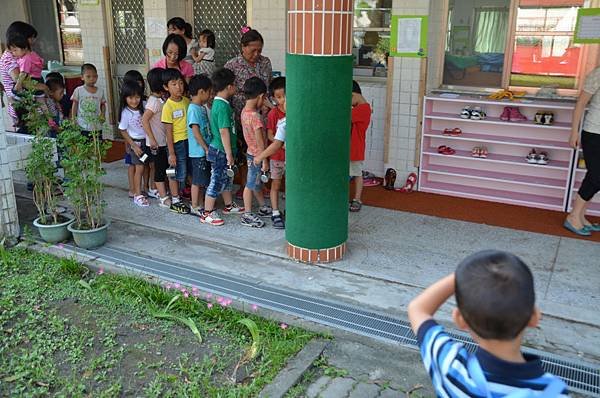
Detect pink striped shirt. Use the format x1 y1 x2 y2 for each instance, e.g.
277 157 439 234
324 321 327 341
0 50 19 119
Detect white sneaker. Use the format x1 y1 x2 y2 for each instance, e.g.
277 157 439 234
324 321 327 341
200 210 224 226
147 189 159 199
223 202 245 214
190 206 204 217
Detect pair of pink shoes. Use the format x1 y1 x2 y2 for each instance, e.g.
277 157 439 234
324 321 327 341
500 106 527 122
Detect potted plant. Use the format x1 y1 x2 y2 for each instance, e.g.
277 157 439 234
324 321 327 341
60 105 111 249
17 89 73 243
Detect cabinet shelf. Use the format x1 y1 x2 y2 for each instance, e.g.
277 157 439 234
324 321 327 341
425 112 571 130
422 148 570 170
425 94 576 111
423 130 572 150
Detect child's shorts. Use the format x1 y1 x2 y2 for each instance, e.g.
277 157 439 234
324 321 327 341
205 146 233 199
126 139 146 165
190 156 211 187
125 152 132 165
270 159 285 180
349 161 364 177
170 139 189 184
153 147 168 183
246 155 263 191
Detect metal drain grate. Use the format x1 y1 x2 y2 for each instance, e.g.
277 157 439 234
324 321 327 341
62 244 600 397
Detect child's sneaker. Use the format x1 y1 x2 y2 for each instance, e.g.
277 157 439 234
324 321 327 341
190 206 204 217
257 205 273 217
170 200 190 214
200 210 224 226
147 188 159 199
223 202 245 214
241 213 265 228
272 213 285 229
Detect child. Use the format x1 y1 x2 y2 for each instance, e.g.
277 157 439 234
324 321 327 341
71 63 106 136
349 80 372 212
200 67 243 226
407 250 567 397
161 68 190 214
45 71 71 118
187 74 212 216
8 33 44 94
118 81 148 207
45 78 65 133
142 68 170 208
192 29 216 77
240 77 272 228
266 77 286 229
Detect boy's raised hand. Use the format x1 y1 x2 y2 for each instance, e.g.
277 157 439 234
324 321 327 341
407 274 455 335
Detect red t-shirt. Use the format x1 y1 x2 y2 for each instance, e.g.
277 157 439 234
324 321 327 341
350 103 371 161
267 106 286 161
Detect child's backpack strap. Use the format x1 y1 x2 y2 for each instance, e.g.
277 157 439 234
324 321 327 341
467 355 567 398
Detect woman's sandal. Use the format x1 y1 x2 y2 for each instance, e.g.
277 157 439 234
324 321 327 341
349 199 362 212
396 172 418 193
133 195 149 207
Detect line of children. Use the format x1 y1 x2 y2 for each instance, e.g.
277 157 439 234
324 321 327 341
265 77 286 229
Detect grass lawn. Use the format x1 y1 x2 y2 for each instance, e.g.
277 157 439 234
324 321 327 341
0 247 316 397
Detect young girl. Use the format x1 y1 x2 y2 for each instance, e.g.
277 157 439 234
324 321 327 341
141 68 171 208
118 81 148 207
192 29 216 76
8 33 46 111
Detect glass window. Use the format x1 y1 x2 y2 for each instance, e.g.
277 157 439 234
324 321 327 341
443 0 510 88
510 2 584 89
58 0 83 65
352 0 392 78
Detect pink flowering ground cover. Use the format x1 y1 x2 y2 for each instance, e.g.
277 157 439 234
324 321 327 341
0 248 315 397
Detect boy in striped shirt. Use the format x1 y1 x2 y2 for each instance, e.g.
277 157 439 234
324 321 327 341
408 250 567 397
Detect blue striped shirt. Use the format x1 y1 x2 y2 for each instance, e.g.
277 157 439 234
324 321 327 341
417 320 569 397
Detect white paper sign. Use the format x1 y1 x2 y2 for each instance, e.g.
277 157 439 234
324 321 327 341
577 15 600 39
396 18 421 54
146 17 166 39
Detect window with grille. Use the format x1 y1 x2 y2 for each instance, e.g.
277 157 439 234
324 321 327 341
192 0 247 67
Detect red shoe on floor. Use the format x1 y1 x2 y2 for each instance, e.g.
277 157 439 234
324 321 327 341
396 172 418 193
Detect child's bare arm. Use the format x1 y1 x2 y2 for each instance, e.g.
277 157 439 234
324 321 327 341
164 123 176 166
220 127 234 165
407 274 455 335
267 128 275 141
191 124 208 153
141 109 158 148
254 140 283 164
191 51 205 63
71 100 78 120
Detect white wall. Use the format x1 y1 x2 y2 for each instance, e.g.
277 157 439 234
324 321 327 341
250 0 287 74
0 0 28 46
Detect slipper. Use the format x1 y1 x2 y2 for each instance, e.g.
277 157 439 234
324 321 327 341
437 145 455 155
443 128 454 136
133 195 149 207
364 178 382 187
396 172 418 193
128 191 135 198
584 223 600 232
349 199 362 212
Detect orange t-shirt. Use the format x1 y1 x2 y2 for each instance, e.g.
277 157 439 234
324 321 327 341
241 108 265 156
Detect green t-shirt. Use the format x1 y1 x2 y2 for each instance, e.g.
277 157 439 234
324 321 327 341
210 97 237 152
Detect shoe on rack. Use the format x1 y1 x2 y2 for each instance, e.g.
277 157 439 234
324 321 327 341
470 106 486 120
200 210 225 226
460 106 472 119
543 112 554 125
526 149 538 164
223 202 245 214
509 107 527 121
241 212 265 228
537 151 549 165
500 106 511 121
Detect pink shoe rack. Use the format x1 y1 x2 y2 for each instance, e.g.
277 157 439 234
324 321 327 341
568 149 600 216
418 94 577 211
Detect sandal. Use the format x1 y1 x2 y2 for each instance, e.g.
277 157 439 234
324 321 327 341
272 213 285 229
159 195 171 208
133 195 149 207
480 146 488 158
437 145 455 155
472 147 480 158
128 191 135 198
396 172 418 193
349 199 362 212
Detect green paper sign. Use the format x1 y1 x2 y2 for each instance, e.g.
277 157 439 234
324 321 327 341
574 8 600 44
390 15 428 58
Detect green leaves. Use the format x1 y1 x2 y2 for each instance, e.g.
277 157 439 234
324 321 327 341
238 318 261 361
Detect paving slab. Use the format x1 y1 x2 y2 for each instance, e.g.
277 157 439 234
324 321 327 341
306 376 331 398
319 377 355 398
347 382 380 398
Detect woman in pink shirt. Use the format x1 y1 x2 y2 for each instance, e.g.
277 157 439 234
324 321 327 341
152 34 194 82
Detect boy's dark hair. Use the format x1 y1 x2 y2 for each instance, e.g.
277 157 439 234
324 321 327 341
188 74 212 97
184 22 193 39
81 63 97 74
199 29 216 49
455 250 535 340
162 34 187 63
7 33 30 50
241 28 264 46
46 78 65 92
211 68 235 92
45 71 65 85
167 17 186 31
162 68 184 86
243 77 267 99
119 80 144 120
352 80 362 94
6 21 37 41
269 76 285 95
146 68 165 94
123 70 145 96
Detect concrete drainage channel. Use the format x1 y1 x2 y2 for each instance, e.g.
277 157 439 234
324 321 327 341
54 243 600 397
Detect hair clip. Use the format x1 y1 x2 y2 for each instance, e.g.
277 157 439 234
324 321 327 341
241 26 251 34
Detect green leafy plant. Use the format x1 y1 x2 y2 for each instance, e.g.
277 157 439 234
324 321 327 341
15 89 61 225
59 105 111 230
150 295 203 343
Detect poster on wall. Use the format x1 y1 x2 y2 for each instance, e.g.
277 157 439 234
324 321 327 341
574 8 600 43
390 15 428 58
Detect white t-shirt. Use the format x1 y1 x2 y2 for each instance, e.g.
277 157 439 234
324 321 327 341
71 85 106 131
274 117 286 143
145 95 167 146
199 47 215 62
583 67 600 134
118 107 146 140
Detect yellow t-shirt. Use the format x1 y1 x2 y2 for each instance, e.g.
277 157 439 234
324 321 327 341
161 97 190 143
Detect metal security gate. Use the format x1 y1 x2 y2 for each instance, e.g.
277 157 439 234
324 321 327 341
192 0 247 67
107 0 146 118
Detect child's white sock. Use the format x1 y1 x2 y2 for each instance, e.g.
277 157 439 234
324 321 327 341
172 196 180 204
272 210 281 216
